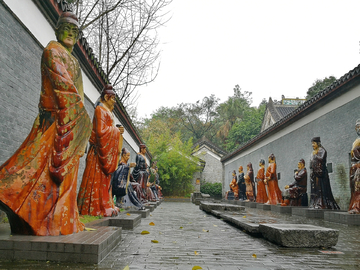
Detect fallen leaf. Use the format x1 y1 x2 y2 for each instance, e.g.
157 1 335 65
242 216 247 218
221 230 225 232
126 213 131 216
141 230 150 235
173 241 177 244
180 226 183 229
84 227 97 231
122 266 130 270
151 240 159 243
252 254 257 258
192 266 203 270
194 251 199 255
213 225 218 227
202 229 209 232
149 222 155 226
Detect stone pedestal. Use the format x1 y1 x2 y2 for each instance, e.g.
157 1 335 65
291 207 332 219
259 224 339 248
324 211 360 225
271 205 292 214
130 208 150 218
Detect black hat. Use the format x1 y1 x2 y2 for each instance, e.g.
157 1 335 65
311 137 321 142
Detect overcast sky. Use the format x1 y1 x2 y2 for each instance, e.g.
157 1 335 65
135 0 360 118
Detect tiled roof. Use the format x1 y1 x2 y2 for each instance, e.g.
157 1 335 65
193 137 227 157
222 63 360 162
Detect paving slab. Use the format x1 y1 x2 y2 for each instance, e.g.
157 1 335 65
129 208 150 218
324 211 360 225
259 223 339 248
0 226 121 263
199 201 245 212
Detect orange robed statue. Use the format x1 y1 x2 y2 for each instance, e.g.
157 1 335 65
255 159 268 203
0 12 92 236
264 153 282 205
77 85 123 217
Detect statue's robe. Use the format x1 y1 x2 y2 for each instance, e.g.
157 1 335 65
0 41 91 236
237 172 247 200
77 104 121 217
349 138 360 213
265 162 282 205
287 168 307 206
255 167 268 203
309 147 340 210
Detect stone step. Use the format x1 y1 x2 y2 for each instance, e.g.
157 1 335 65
0 225 121 263
200 201 245 212
259 223 339 248
129 208 150 218
86 214 142 230
324 211 360 225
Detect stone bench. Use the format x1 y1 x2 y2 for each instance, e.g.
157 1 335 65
200 201 245 212
324 211 360 226
130 208 150 218
259 223 339 248
87 213 141 230
291 207 333 219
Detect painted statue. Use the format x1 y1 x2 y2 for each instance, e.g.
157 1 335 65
349 119 360 214
226 170 239 200
237 166 247 200
77 85 123 217
132 144 149 202
111 148 144 210
264 154 282 205
0 12 92 235
281 159 308 206
244 163 255 202
309 137 340 209
255 159 268 203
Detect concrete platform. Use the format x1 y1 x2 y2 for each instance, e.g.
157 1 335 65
129 208 150 218
324 211 360 225
199 201 245 212
259 223 339 248
0 225 121 263
211 211 260 235
291 207 332 219
87 213 141 230
144 204 155 212
271 205 292 214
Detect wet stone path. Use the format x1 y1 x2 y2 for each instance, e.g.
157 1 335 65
1 201 360 270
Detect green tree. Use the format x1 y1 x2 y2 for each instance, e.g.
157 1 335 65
306 76 337 99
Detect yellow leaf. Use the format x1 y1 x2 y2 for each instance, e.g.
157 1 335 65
141 230 150 235
213 225 218 227
194 251 199 255
180 226 183 229
151 240 159 243
126 213 131 216
242 216 247 218
173 241 177 244
84 227 97 231
149 222 155 226
192 266 203 270
202 229 209 232
252 254 257 258
122 266 130 270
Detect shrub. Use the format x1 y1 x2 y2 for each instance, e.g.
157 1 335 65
200 182 222 197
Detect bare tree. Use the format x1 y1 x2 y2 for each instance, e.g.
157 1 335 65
68 0 172 109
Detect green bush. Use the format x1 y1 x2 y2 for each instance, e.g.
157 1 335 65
200 182 222 197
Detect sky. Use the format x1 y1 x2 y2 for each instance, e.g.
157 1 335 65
135 0 360 118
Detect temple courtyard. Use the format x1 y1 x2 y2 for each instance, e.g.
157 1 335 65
0 200 359 270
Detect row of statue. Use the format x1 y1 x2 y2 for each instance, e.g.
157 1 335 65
226 130 360 214
0 12 162 236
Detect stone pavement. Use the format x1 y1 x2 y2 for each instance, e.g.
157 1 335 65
1 201 360 270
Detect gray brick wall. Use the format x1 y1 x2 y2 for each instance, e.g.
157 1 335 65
224 96 360 209
201 153 222 184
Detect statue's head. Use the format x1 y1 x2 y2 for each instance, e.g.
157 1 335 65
298 159 305 170
238 166 243 172
247 162 253 171
55 12 80 51
311 137 321 150
268 153 275 163
139 144 147 154
259 159 265 167
121 148 130 162
100 84 116 110
232 170 236 176
356 119 360 136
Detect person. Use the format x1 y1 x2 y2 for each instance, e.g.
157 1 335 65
237 166 247 200
349 119 360 214
281 159 308 206
111 148 144 210
132 144 149 202
255 159 268 203
77 84 123 217
0 12 92 236
309 137 340 209
264 154 282 205
244 163 255 202
226 170 239 200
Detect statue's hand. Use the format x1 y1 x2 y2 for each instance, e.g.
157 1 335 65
118 126 124 134
130 162 136 168
284 185 289 189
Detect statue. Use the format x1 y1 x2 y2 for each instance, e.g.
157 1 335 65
154 166 163 199
226 170 239 200
255 159 268 203
111 148 144 210
131 144 149 202
281 159 308 206
244 163 255 202
0 12 92 235
309 137 340 209
77 85 123 217
237 166 247 200
349 120 360 214
264 154 282 205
